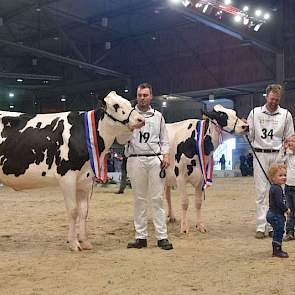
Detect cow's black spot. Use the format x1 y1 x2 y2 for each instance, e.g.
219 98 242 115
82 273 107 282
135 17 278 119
174 166 179 177
215 112 228 128
175 130 197 163
113 104 119 112
204 118 210 134
187 164 194 176
42 172 46 176
187 123 192 130
204 135 214 156
36 122 41 128
191 159 196 166
87 172 90 178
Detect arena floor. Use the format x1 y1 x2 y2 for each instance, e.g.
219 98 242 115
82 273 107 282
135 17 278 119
1 177 295 295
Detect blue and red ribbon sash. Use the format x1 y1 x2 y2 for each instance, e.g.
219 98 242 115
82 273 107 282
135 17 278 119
84 110 107 183
195 120 214 189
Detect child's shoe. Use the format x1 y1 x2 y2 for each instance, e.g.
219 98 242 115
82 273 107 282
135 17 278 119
272 242 289 258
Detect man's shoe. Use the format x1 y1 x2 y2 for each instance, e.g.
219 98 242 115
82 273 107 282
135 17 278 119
284 233 294 242
157 239 173 250
127 239 147 249
255 231 265 239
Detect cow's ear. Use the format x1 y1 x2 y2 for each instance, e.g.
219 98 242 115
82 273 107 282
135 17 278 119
96 98 106 110
202 110 219 120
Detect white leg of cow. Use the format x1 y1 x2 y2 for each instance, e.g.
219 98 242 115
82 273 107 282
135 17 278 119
60 180 81 251
177 178 189 234
77 189 93 250
194 186 207 233
165 185 176 223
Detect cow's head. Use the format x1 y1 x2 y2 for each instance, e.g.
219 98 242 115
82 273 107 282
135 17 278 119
102 91 145 130
203 104 248 134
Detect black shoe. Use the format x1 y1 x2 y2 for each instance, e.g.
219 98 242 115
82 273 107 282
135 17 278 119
157 239 173 250
272 242 289 258
116 191 124 194
127 239 147 249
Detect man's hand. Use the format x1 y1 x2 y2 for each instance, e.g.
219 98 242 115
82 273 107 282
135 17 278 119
161 154 170 169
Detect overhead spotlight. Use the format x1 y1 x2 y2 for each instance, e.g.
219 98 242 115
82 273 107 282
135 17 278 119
202 4 209 13
169 0 182 4
16 78 23 83
9 92 14 98
234 15 242 22
224 0 231 5
243 17 250 25
263 13 270 20
195 2 202 8
255 9 262 17
254 23 263 32
162 101 167 108
61 98 66 102
124 88 129 93
182 0 191 7
263 93 267 97
43 80 49 84
9 105 14 109
242 6 249 12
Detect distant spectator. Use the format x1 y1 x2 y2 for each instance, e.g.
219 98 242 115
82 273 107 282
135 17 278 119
219 154 226 170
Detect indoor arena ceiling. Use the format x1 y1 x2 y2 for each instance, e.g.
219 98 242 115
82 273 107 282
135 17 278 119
0 0 292 111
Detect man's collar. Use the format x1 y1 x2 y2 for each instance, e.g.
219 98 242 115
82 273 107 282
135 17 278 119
262 104 281 114
135 105 154 114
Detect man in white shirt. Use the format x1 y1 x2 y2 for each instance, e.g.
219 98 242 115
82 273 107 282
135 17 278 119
247 84 294 239
125 82 173 250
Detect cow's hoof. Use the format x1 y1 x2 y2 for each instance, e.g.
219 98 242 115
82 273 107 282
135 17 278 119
69 241 82 252
167 215 176 223
196 224 207 233
180 224 189 234
81 240 93 250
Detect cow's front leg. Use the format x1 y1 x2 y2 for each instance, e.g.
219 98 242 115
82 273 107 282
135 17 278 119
165 185 176 223
77 189 93 250
60 179 82 251
177 179 189 234
194 186 207 233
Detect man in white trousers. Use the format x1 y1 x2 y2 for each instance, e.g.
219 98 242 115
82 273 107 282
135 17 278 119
247 84 294 239
125 82 173 250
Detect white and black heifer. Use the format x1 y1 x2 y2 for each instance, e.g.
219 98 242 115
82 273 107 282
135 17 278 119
0 91 144 251
165 105 248 233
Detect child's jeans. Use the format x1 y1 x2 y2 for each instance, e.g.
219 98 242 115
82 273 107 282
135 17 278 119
266 210 285 244
285 185 295 235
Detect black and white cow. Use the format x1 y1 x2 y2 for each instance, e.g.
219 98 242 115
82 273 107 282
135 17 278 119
165 105 248 233
0 91 144 251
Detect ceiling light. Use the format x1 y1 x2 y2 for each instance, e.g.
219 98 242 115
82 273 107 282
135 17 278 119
9 105 14 109
16 78 23 82
243 6 249 12
263 13 270 20
182 0 191 7
224 0 231 5
243 17 250 25
9 92 14 98
234 15 242 22
162 101 167 108
255 9 262 17
202 4 209 13
254 23 262 31
169 0 182 4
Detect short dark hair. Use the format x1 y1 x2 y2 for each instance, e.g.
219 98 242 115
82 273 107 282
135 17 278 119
266 84 283 96
137 82 153 96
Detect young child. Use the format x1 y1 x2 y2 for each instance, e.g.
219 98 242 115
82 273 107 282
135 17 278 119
282 136 295 241
266 164 290 258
